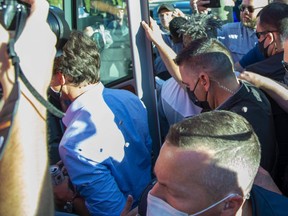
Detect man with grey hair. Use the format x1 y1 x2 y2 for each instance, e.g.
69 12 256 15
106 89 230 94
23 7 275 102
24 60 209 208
175 37 277 176
121 111 288 215
149 111 260 215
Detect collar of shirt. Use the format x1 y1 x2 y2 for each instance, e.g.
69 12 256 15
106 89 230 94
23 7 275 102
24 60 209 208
62 82 103 126
240 22 257 38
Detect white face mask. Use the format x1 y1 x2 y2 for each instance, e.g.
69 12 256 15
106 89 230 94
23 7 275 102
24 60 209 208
146 191 238 216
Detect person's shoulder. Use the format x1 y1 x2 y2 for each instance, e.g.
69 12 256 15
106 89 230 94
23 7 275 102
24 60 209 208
104 88 143 104
251 184 288 215
220 21 241 30
240 80 269 101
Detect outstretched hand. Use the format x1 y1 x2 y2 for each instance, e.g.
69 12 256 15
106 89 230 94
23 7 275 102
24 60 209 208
141 17 164 46
15 0 57 95
190 0 210 14
238 71 265 88
1 0 57 101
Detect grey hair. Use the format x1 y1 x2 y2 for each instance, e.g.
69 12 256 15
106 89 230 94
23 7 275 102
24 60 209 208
166 111 261 199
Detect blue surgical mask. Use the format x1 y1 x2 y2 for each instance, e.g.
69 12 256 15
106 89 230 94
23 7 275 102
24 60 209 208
186 78 211 112
147 192 238 216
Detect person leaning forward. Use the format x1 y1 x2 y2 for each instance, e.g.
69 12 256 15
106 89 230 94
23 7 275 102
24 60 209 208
174 37 278 176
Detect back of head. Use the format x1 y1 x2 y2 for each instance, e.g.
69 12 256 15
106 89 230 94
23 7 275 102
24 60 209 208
169 16 187 42
166 110 261 197
56 31 101 86
179 13 222 47
175 38 234 80
258 2 288 32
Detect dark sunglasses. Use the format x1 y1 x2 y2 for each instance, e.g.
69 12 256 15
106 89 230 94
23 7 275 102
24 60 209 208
282 60 288 73
239 4 262 13
255 31 278 39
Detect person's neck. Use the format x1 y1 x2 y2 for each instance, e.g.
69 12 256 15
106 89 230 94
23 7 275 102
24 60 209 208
212 79 240 109
271 41 284 56
68 82 99 102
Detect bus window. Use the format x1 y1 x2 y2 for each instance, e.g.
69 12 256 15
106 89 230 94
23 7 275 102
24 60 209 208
47 0 63 9
76 0 133 86
47 0 162 168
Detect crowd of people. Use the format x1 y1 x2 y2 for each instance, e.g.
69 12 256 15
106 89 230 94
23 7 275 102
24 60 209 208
1 0 288 215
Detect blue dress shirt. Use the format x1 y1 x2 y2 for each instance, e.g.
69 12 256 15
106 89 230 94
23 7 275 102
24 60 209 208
217 22 258 63
59 83 152 216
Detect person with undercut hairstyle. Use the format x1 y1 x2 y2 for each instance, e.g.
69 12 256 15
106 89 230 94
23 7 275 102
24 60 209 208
175 37 278 176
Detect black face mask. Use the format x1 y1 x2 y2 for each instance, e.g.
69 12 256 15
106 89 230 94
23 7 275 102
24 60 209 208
186 79 211 112
258 36 272 58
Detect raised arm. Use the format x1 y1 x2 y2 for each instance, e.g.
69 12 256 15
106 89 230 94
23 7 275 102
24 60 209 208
0 0 57 215
190 0 210 14
141 18 184 86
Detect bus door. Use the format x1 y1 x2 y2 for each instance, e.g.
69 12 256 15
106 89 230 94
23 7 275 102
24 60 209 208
49 0 162 167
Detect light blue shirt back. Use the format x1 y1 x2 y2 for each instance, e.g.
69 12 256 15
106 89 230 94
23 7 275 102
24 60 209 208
60 83 152 216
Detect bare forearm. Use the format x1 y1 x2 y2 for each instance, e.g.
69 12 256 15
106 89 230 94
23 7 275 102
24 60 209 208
259 78 288 112
154 40 183 85
239 71 288 112
0 93 54 215
0 0 56 213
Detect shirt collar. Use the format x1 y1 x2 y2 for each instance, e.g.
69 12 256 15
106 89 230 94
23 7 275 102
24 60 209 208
241 22 257 37
62 82 104 126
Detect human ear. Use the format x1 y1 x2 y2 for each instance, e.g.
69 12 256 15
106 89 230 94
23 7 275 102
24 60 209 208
266 32 275 45
199 73 210 91
50 72 66 92
221 195 243 216
57 72 66 86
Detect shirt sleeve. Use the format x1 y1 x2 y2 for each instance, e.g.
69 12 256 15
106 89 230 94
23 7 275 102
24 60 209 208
239 45 265 69
65 151 126 216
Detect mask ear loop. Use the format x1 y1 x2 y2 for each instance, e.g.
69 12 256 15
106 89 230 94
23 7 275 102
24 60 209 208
190 193 239 216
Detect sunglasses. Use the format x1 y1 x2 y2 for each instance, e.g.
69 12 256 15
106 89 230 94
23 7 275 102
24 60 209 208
255 31 278 39
239 4 262 13
282 60 288 73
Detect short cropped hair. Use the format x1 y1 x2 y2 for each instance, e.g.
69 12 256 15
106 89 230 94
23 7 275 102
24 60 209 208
166 110 261 199
258 3 288 32
55 31 101 86
174 38 234 81
280 17 288 42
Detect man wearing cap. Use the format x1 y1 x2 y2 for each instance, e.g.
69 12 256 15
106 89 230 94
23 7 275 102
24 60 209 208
157 4 176 34
154 4 186 80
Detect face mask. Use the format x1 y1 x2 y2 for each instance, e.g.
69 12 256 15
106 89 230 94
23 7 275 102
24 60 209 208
258 36 272 58
186 79 211 111
146 192 238 216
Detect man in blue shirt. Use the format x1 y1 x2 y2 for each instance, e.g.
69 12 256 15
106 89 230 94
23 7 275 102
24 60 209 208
217 0 268 63
51 31 152 216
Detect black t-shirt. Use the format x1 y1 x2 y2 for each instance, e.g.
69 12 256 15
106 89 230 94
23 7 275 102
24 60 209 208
246 52 285 83
218 81 277 174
